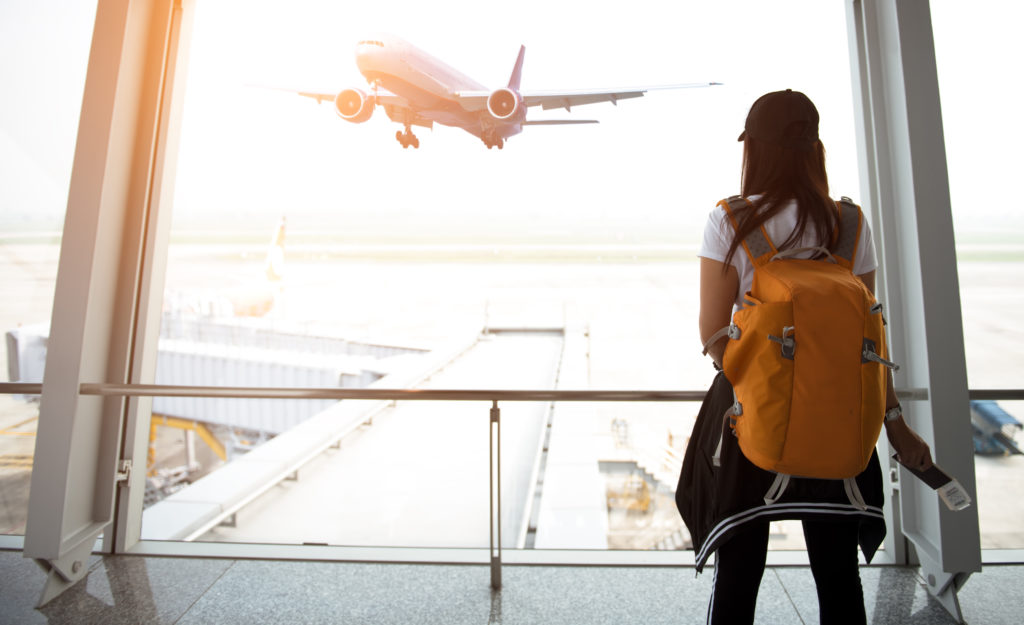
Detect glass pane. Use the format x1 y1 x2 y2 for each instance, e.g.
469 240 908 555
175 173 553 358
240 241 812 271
932 2 1024 550
142 0 861 551
143 331 564 548
0 1 97 536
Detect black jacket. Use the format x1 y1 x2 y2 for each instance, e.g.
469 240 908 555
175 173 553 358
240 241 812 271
675 372 887 571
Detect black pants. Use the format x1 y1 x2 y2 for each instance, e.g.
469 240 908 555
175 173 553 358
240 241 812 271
707 519 866 625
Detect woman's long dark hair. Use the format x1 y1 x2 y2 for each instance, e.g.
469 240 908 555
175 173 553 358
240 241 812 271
723 137 837 267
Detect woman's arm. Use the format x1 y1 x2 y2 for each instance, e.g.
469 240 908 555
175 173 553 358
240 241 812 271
699 257 740 368
857 270 934 470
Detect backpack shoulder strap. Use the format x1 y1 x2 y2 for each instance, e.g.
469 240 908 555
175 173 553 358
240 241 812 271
717 196 777 267
831 197 863 271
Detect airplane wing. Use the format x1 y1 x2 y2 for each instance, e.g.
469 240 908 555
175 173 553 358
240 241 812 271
454 82 720 113
291 86 434 130
290 86 409 109
293 89 335 104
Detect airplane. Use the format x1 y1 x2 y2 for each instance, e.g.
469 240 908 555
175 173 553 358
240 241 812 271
163 217 287 318
291 34 720 149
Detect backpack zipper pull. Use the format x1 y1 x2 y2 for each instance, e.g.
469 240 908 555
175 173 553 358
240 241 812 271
767 326 796 359
862 338 900 371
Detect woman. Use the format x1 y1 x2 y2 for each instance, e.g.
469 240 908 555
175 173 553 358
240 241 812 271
679 89 933 624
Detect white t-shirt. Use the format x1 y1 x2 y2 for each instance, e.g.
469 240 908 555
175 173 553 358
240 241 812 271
698 197 878 309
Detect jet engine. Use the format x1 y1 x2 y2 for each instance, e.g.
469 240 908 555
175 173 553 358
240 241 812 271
487 88 522 121
334 88 374 123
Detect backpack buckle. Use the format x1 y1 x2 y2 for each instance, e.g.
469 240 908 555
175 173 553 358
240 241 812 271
870 302 888 326
862 338 900 371
768 326 796 360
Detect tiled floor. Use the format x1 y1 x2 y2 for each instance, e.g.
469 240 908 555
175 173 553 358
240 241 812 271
0 550 1018 624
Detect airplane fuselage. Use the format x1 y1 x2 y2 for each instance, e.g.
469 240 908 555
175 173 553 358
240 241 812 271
354 35 524 143
298 34 718 148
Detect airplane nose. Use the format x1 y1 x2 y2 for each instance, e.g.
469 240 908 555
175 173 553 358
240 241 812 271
355 42 378 75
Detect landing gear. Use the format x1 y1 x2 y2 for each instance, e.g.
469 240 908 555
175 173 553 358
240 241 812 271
483 133 504 150
396 126 419 149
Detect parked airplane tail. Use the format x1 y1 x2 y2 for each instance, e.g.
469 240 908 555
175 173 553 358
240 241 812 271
507 45 525 91
265 217 286 283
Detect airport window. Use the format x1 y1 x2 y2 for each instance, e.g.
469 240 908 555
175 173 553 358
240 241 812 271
135 0 885 553
18 1 1009 563
0 0 98 537
931 1 1024 550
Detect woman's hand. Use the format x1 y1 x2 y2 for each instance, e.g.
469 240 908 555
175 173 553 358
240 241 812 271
885 417 933 471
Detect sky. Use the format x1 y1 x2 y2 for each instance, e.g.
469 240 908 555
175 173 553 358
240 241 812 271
0 0 97 229
170 0 861 242
1 0 1022 241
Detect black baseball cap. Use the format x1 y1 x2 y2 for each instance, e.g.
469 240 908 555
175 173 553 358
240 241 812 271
738 89 819 149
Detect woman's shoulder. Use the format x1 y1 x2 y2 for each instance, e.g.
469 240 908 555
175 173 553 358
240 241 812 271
700 202 737 261
704 202 735 237
708 201 729 219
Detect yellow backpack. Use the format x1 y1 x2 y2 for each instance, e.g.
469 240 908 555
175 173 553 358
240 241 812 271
704 196 898 505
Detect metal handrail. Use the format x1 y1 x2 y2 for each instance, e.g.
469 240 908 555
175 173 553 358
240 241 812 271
0 383 45 395
0 382 946 401
5 379 1021 590
80 384 707 401
967 390 1024 401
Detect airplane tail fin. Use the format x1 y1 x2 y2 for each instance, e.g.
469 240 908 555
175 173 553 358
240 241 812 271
507 45 525 90
265 217 286 283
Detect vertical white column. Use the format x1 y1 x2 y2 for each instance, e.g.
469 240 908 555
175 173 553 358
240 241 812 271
845 0 980 621
23 0 183 606
113 0 194 555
